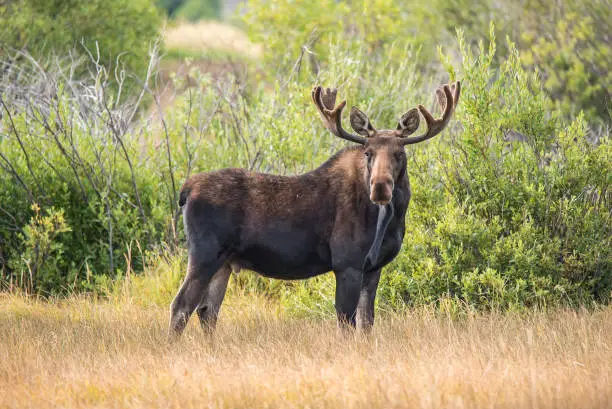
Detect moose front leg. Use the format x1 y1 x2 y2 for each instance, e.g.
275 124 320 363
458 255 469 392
333 268 362 330
357 269 381 332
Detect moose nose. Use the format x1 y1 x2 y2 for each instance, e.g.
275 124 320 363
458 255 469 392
370 178 394 205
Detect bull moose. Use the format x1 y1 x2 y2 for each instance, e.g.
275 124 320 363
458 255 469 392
170 81 461 336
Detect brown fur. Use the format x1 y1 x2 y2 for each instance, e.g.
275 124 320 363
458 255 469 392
180 147 368 225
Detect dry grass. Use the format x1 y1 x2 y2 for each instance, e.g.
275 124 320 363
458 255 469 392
1 293 611 409
163 21 262 59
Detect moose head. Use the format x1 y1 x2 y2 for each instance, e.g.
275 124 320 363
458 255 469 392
312 82 461 205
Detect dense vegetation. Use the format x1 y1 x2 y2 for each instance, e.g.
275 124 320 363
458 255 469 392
0 0 610 312
157 0 222 20
0 0 162 92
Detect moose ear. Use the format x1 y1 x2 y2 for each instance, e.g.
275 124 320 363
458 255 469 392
396 108 420 137
350 107 376 137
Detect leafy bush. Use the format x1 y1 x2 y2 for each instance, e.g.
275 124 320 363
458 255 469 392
0 0 162 93
241 0 460 75
381 29 610 309
0 52 177 293
7 204 70 293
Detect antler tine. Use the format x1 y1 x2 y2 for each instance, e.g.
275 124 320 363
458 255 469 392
401 81 461 146
312 86 367 145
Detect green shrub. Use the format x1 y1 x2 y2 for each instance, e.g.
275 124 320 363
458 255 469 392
381 28 611 310
0 54 174 293
7 204 70 294
0 0 162 93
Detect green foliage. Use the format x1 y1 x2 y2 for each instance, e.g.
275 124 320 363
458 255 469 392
241 0 462 75
157 0 221 20
242 0 610 125
381 28 611 310
0 56 180 293
0 0 162 91
7 204 71 294
241 0 499 81
157 0 185 16
106 247 186 306
1 0 610 313
242 0 348 71
517 0 611 124
175 0 221 20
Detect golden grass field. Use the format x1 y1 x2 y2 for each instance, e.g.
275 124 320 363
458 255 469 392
1 293 611 409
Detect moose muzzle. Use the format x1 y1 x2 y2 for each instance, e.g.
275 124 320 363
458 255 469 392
370 177 394 205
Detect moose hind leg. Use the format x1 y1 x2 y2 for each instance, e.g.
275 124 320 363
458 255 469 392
196 263 231 334
334 268 362 330
169 245 226 337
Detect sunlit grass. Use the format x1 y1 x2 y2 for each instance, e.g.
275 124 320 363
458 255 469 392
163 20 262 60
1 292 610 408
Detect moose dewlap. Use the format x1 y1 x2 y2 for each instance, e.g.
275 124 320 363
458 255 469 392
170 82 461 336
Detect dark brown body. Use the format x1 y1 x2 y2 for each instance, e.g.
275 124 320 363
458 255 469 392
170 146 410 334
182 147 410 276
169 82 459 336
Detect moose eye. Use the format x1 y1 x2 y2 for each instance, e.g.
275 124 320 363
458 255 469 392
364 150 373 159
394 151 405 160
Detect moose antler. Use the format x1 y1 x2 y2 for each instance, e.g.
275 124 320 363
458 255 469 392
401 81 461 145
312 86 367 145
